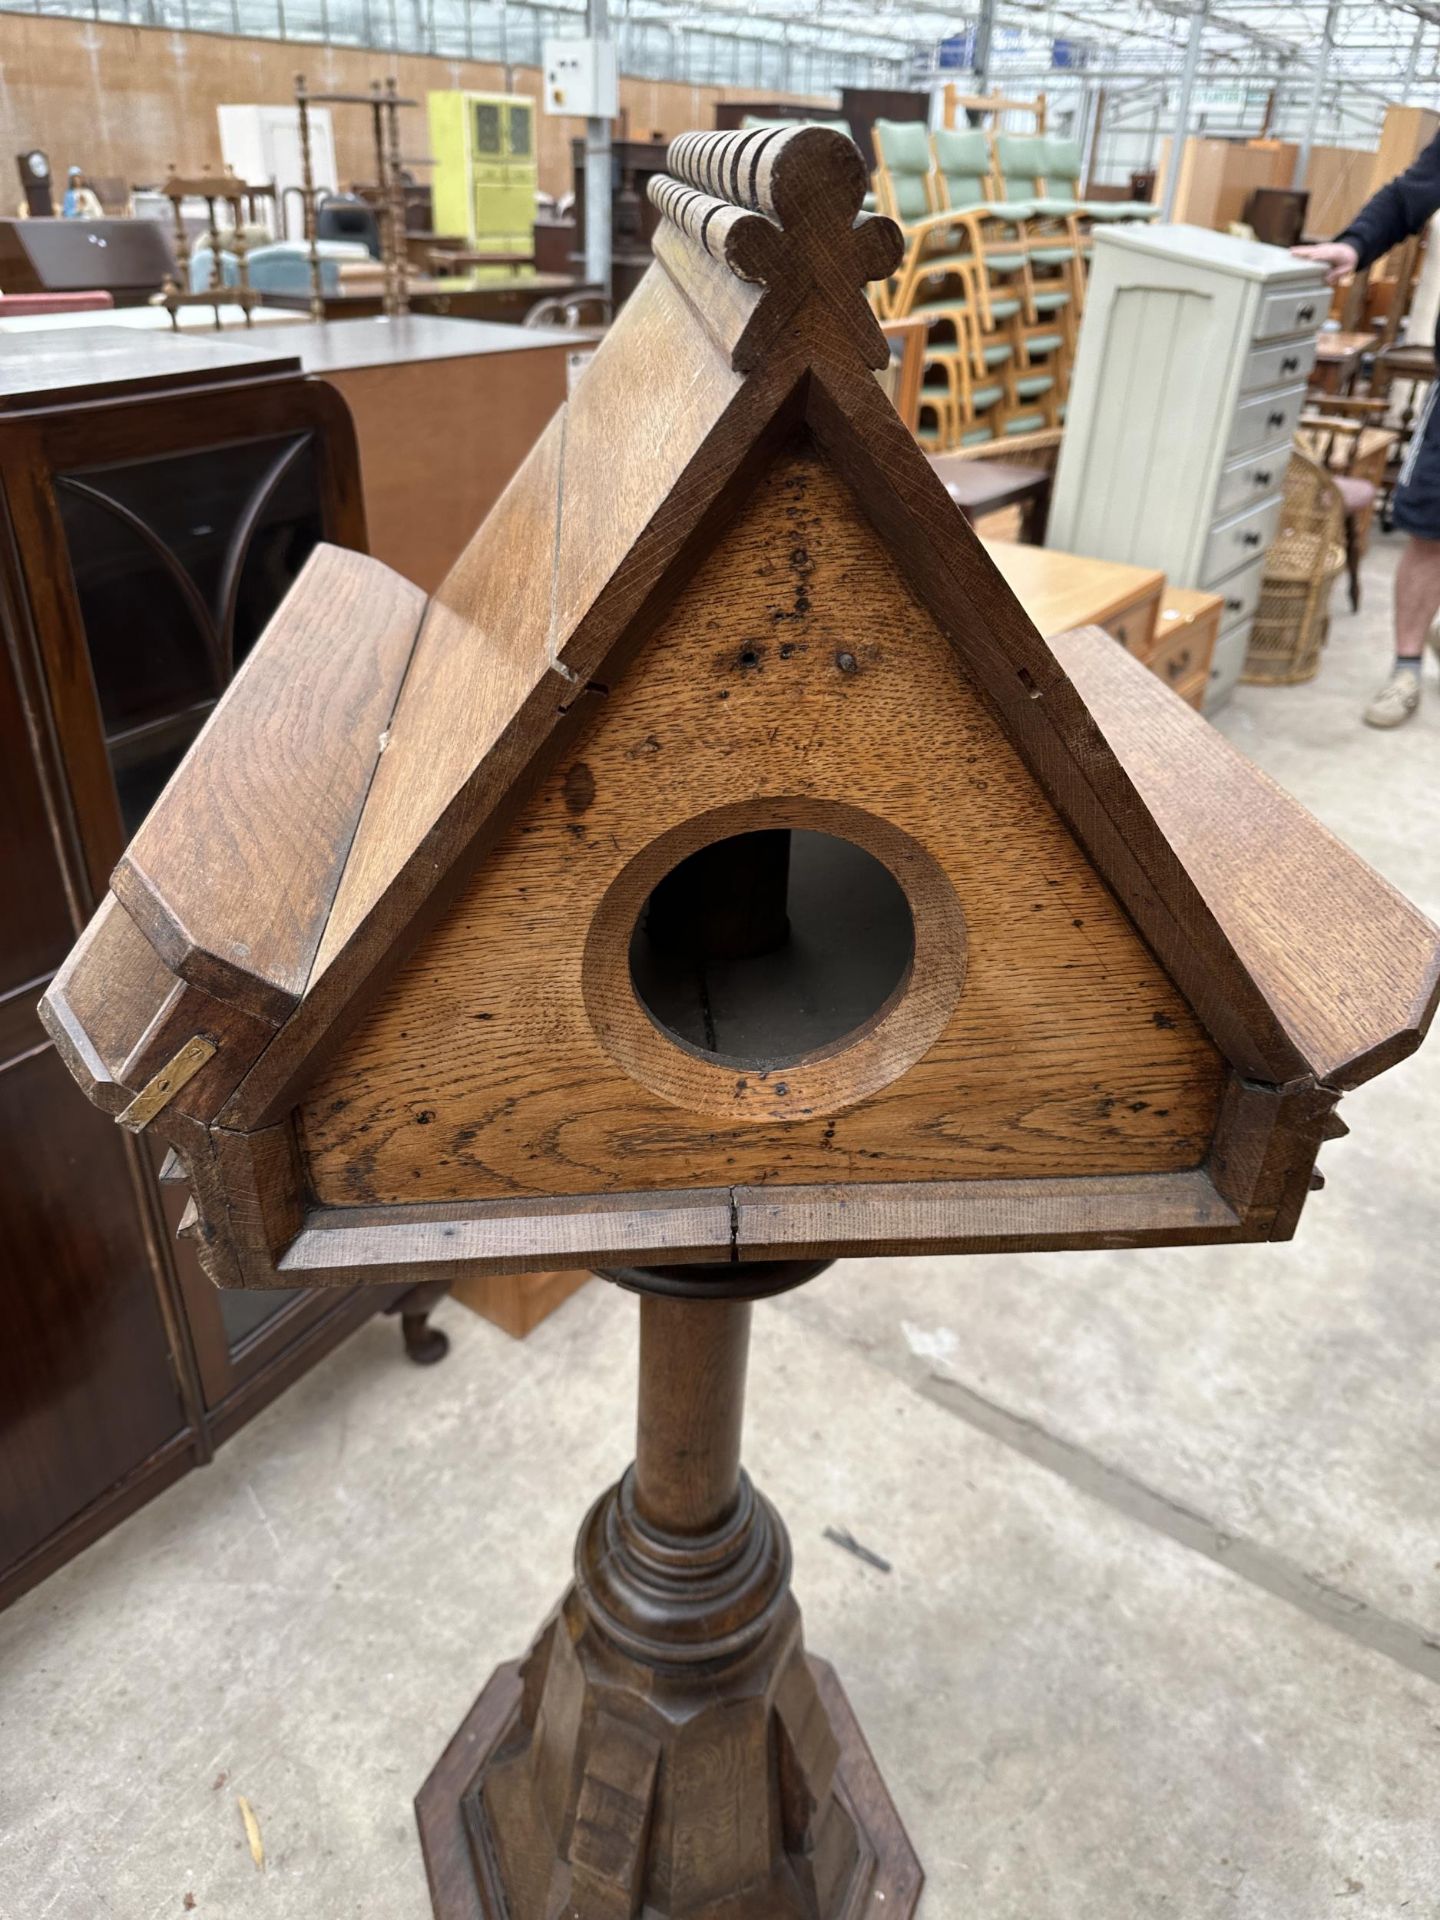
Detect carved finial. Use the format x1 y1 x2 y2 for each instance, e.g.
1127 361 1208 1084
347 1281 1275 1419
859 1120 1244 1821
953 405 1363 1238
648 126 902 371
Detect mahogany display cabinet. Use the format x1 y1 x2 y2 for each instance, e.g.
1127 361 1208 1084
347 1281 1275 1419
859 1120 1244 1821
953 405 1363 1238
0 330 436 1613
42 131 1440 1916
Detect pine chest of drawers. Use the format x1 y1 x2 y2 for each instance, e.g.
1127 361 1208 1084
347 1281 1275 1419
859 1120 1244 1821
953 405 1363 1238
1047 223 1327 713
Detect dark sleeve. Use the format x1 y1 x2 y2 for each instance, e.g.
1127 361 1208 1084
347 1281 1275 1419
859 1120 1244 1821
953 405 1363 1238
1337 132 1440 269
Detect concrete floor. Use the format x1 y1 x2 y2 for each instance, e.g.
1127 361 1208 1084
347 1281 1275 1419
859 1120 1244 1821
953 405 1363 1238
4 534 1439 1920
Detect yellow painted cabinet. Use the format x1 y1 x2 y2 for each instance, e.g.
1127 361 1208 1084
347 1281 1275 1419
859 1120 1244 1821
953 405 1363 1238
427 90 537 253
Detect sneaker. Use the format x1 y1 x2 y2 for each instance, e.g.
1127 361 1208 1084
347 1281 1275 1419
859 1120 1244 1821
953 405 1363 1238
1363 669 1422 728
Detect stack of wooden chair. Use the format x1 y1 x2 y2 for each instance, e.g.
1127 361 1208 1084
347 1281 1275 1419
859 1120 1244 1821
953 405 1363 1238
870 113 1157 453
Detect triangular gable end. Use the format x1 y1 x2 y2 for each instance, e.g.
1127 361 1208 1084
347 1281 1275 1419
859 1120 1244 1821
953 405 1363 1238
295 427 1232 1217
216 126 1305 1144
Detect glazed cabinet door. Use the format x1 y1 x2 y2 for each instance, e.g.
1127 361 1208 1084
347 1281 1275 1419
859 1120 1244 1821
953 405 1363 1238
34 392 371 1417
52 430 328 838
0 374 374 1606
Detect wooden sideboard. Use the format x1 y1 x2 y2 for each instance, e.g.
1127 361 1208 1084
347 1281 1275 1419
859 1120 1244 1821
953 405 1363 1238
0 331 402 1610
0 216 175 306
250 316 576 591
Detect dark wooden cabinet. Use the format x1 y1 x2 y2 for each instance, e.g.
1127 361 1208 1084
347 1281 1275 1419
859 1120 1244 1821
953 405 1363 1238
0 331 389 1608
569 137 670 306
0 217 175 305
0 1047 191 1569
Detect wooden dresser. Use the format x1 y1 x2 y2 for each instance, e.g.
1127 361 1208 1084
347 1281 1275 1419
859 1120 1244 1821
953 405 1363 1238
0 331 394 1609
981 539 1165 660
1154 586 1225 710
1048 224 1326 711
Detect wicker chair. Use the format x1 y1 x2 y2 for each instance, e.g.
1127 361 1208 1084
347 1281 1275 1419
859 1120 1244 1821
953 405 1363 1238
1243 449 1347 686
1297 399 1398 612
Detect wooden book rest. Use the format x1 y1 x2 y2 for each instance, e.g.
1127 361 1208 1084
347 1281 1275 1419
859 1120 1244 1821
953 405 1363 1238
42 125 1440 1917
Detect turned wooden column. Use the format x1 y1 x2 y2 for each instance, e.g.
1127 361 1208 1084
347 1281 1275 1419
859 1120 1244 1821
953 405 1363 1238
416 1269 922 1920
635 1294 750 1535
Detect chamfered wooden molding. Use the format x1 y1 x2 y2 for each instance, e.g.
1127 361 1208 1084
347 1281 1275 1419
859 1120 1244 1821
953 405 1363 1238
1049 623 1440 1089
111 544 426 1024
39 124 1440 1299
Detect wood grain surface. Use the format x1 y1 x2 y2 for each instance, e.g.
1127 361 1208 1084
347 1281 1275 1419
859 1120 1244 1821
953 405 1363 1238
114 545 425 1023
312 267 754 981
38 127 1440 1294
230 284 800 1132
42 895 175 1110
800 354 1334 1088
650 125 902 370
414 1281 922 1919
299 439 1223 1207
278 1187 737 1281
1052 623 1440 1087
42 892 288 1129
981 538 1167 642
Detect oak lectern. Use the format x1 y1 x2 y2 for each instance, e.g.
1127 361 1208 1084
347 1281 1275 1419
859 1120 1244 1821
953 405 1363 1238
43 127 1440 1918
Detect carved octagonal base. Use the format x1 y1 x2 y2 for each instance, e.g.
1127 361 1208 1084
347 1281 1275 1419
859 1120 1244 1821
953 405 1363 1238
416 1473 921 1920
416 1637 919 1920
416 1290 921 1920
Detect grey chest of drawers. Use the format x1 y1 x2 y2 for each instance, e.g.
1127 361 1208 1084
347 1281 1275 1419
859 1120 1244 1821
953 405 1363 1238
1047 223 1327 712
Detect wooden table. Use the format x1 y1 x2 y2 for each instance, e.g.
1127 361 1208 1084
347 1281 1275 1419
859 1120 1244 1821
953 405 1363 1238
1311 329 1378 396
927 453 1052 542
427 247 535 273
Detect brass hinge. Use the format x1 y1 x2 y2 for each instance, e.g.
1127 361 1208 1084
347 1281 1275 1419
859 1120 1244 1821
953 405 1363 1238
117 1035 218 1132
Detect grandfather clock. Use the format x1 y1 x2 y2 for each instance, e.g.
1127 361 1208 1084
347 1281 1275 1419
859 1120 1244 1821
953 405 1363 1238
43 128 1440 1917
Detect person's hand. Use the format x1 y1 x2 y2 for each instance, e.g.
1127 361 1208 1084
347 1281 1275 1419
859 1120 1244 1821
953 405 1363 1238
1291 240 1359 286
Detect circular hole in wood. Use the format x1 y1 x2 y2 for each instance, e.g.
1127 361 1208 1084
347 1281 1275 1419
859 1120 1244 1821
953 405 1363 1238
628 829 915 1070
583 800 967 1123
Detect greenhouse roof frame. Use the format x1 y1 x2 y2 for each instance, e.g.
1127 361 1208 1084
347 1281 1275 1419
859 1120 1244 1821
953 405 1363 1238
1 0 1435 142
